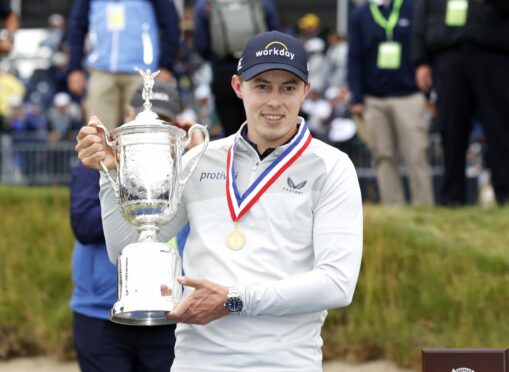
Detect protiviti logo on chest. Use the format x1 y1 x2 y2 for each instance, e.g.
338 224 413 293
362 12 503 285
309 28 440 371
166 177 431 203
255 41 295 60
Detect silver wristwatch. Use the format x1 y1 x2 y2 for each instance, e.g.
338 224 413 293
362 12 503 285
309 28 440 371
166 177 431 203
224 288 243 314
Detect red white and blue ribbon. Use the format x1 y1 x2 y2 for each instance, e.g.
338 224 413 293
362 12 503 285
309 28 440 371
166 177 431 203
226 122 312 222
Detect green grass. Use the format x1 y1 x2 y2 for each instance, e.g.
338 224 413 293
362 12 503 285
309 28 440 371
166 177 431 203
0 186 74 359
323 205 509 369
1 187 509 369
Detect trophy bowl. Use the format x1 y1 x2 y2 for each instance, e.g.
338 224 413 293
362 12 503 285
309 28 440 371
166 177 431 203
99 69 209 326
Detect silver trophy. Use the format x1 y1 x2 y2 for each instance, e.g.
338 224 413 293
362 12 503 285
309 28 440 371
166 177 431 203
97 68 209 325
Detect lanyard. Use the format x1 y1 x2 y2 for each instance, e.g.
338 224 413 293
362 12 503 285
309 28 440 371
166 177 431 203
369 0 404 40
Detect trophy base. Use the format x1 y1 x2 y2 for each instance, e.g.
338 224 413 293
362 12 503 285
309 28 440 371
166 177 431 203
111 240 182 326
111 298 176 326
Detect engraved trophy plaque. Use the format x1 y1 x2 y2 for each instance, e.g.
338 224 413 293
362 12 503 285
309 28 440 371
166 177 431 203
98 68 209 325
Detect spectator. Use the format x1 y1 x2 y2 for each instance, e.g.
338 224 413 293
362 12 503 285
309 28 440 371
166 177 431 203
3 98 48 138
67 0 180 131
191 84 223 139
297 13 322 42
126 81 180 123
325 85 351 122
323 30 348 91
69 81 185 372
3 98 48 183
301 88 332 140
348 0 434 206
3 95 23 132
70 162 177 372
304 37 327 93
193 0 279 136
413 0 509 205
128 79 205 148
0 65 24 118
324 86 360 159
24 46 76 111
41 13 66 54
47 92 81 142
0 0 18 57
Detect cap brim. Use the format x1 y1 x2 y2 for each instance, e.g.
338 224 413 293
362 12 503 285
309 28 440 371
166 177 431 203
241 63 308 83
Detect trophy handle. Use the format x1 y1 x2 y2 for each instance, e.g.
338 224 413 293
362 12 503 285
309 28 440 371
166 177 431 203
95 123 116 148
178 124 209 198
94 123 120 200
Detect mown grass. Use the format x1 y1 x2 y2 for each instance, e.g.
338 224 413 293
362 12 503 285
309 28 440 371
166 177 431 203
1 187 509 369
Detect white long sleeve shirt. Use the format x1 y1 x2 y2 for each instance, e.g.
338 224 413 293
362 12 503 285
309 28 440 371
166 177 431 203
99 119 363 372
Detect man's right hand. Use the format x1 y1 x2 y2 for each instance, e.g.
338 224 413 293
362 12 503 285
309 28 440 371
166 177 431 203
68 70 87 97
75 116 115 171
416 65 433 93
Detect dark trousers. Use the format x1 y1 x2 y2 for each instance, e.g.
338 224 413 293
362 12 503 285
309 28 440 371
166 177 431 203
211 66 246 136
73 312 176 372
433 50 509 205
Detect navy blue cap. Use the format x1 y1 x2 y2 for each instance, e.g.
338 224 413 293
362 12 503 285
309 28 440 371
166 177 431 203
237 31 309 83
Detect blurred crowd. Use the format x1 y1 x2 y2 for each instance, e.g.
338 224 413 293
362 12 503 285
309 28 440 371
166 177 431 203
1 13 81 142
0 0 505 206
0 8 364 173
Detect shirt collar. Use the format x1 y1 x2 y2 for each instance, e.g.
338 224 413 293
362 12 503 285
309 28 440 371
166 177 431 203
236 118 304 160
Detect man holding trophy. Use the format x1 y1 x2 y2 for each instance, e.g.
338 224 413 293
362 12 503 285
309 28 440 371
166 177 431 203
76 31 363 372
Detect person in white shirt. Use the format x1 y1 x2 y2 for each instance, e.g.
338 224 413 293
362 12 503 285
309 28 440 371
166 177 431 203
75 31 363 372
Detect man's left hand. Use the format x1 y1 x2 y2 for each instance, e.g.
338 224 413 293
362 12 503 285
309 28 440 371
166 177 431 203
166 277 229 325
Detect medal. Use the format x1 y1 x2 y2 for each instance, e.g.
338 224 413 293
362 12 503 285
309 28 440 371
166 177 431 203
225 121 312 250
227 228 246 250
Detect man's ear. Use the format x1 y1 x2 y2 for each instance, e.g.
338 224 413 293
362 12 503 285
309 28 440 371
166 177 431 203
231 75 243 99
303 82 311 98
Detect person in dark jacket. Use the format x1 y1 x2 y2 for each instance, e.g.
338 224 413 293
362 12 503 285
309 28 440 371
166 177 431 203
70 163 177 372
69 82 184 372
348 0 433 206
193 0 279 136
412 0 509 205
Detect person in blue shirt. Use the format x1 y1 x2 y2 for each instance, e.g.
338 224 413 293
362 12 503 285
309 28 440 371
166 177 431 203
348 0 433 206
67 0 180 131
69 81 185 372
70 162 177 372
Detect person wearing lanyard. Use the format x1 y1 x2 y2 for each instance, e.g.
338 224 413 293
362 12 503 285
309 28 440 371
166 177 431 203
75 31 363 372
413 0 509 206
348 0 434 206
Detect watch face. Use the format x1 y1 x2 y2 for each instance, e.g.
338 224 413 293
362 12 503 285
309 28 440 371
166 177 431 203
226 297 243 313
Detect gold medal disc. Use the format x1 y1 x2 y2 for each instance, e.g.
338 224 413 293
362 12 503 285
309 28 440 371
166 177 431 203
227 230 246 250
